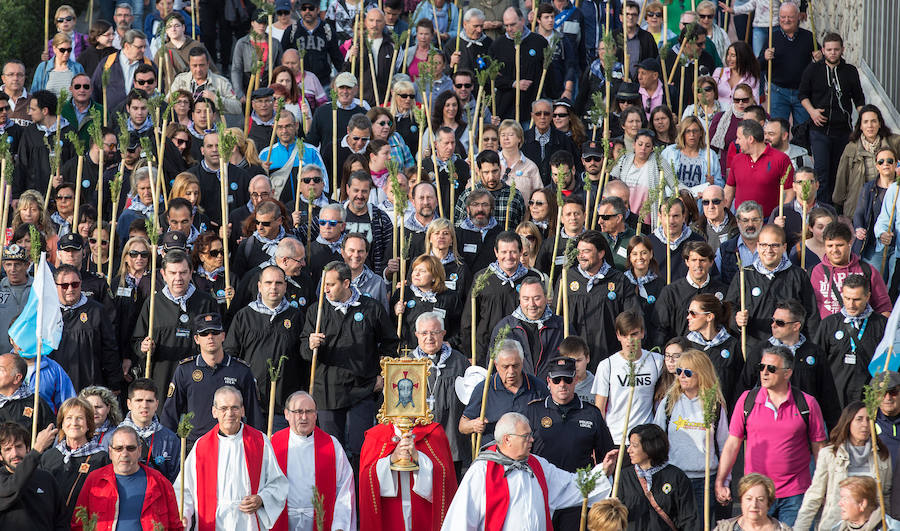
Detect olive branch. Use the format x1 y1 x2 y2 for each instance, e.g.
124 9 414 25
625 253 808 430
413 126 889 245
144 218 159 246
73 507 99 531
471 268 492 299
29 225 41 265
176 411 195 439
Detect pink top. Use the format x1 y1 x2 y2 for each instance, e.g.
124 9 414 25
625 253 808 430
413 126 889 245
713 67 760 106
729 387 827 498
408 54 424 80
639 80 664 119
809 253 893 318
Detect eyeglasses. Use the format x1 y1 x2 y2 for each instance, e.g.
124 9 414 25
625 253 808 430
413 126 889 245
733 97 751 104
72 83 90 90
687 309 711 318
256 219 277 227
301 177 322 184
698 13 714 19
173 137 188 146
553 113 569 118
757 363 784 374
199 330 223 337
675 367 694 378
0 105 9 112
1 72 24 78
214 405 240 412
57 48 73 54
550 375 574 384
887 387 900 397
584 156 603 162
56 194 74 201
877 158 896 165
319 219 340 227
56 281 81 290
57 15 75 22
416 330 443 337
737 217 762 224
286 408 316 416
757 242 784 250
528 200 545 206
664 352 682 361
375 120 393 127
508 431 533 439
454 83 473 89
701 198 723 206
128 250 150 258
646 11 662 17
771 318 799 327
250 192 271 199
135 78 155 86
89 238 109 246
110 444 139 452
206 249 224 257
598 214 619 220
396 93 416 99
533 111 551 117
350 136 370 142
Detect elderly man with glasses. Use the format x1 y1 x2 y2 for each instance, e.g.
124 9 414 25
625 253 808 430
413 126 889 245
692 186 737 254
60 73 101 144
1 61 30 125
91 29 153 114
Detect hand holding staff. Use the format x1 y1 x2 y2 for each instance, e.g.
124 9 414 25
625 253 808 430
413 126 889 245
143 218 159 378
176 412 195 519
330 89 339 200
266 97 286 166
266 355 289 436
513 31 522 124
0 137 13 253
216 124 238 308
799 178 812 270
474 324 512 458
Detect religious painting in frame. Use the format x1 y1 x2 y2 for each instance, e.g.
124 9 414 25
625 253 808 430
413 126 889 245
377 357 434 426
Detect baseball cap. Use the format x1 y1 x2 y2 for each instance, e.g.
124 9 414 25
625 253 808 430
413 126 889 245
194 313 224 334
334 72 358 88
546 356 576 379
58 233 84 251
581 141 604 158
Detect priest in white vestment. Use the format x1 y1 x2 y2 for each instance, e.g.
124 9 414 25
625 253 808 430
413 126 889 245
177 385 289 531
441 412 616 531
270 391 356 531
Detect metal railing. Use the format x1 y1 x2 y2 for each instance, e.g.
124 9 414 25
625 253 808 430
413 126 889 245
862 1 900 124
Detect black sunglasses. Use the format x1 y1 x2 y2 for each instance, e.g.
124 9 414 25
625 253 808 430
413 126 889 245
0 105 9 112
256 220 277 227
584 156 603 163
454 83 473 89
396 93 416 99
197 330 222 337
701 198 723 206
72 83 90 90
771 318 798 327
877 158 896 165
206 249 224 257
675 367 694 377
757 363 784 373
57 47 73 54
528 200 545 206
56 281 81 290
733 97 751 104
89 238 109 246
702 86 716 93
646 11 662 17
57 15 75 22
553 113 569 118
301 177 322 184
56 194 74 201
550 376 574 384
598 214 618 220
135 78 155 86
300 5 317 11
276 10 291 15
128 250 150 258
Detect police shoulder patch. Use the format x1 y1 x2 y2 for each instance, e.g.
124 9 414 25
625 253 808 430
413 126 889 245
167 382 175 397
528 398 543 405
234 357 252 367
178 356 197 365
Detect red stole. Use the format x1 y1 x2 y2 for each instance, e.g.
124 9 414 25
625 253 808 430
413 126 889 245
484 446 553 531
195 424 265 531
270 427 337 531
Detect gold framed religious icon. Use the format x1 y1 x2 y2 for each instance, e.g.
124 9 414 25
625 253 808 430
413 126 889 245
376 357 434 471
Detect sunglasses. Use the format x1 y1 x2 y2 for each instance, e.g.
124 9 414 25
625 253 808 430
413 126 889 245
646 11 662 17
757 363 784 373
56 281 81 290
0 106 9 112
276 10 291 15
205 249 224 257
533 111 551 117
553 113 569 118
771 318 798 327
887 387 900 397
698 13 714 19
110 445 139 452
598 214 618 220
350 135 370 142
702 86 716 93
300 5 317 11
90 238 109 246
256 220 277 227
319 219 340 227
173 137 188 146
584 156 603 163
687 309 711 318
197 329 222 337
376 120 393 127
57 15 75 22
301 177 322 184
528 200 545 206
56 195 74 201
877 158 896 165
701 198 723 206
72 83 90 90
733 97 751 104
454 83 473 89
396 93 416 99
675 367 694 378
128 250 150 258
135 78 155 86
550 376 574 384
57 48 73 54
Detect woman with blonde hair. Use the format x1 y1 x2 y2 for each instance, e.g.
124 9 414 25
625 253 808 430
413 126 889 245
794 401 893 531
831 476 900 530
662 115 723 196
12 190 58 262
653 349 730 522
498 120 542 204
79 385 122 450
425 217 470 298
170 171 211 232
33 31 86 95
39 397 111 521
226 127 266 178
391 254 462 348
391 79 419 155
587 498 629 531
715 474 792 530
111 236 152 360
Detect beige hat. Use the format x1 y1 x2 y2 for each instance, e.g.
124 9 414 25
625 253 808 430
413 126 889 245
334 72 358 88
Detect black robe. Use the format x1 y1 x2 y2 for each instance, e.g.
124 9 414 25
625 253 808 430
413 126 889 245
460 267 541 366
649 229 708 282
725 264 820 350
455 224 503 275
420 157 471 222
390 287 463 351
233 233 280 279
307 239 344 288
687 332 745 413
0 393 54 433
299 295 399 410
488 32 548 120
192 270 239 326
13 123 75 199
224 304 307 412
742 338 842 429
814 312 887 409
53 298 122 392
186 162 252 227
492 314 565 379
59 154 116 220
653 277 728 347
131 289 219 393
109 274 152 368
625 275 665 341
0 450 68 530
535 229 582 276
39 448 110 522
557 266 640 371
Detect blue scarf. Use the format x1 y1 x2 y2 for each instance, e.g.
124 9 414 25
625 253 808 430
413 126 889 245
625 270 658 300
512 305 553 327
433 250 456 265
841 305 873 328
127 116 153 134
578 263 611 292
752 254 792 278
162 284 196 312
768 334 806 355
459 216 498 239
405 212 432 233
54 438 103 464
253 226 286 256
60 293 88 311
0 382 33 408
315 232 345 254
126 197 154 218
687 327 731 350
488 261 529 286
119 413 163 440
197 264 224 282
635 462 669 490
410 284 437 303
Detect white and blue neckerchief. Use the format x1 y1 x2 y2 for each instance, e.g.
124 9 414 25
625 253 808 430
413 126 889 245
60 293 89 311
315 232 345 254
197 264 224 282
249 295 291 322
654 224 692 250
768 334 806 355
459 216 498 239
752 254 792 279
634 461 669 490
625 270 658 300
327 286 361 314
127 116 153 134
410 284 437 303
162 283 196 312
119 413 163 439
841 305 873 329
687 327 731 350
578 262 611 292
54 438 102 464
253 226 286 256
432 250 456 265
512 305 553 328
0 381 33 408
488 261 529 286
126 197 154 218
405 212 432 233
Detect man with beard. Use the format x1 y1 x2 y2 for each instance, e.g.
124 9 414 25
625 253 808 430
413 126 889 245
728 224 820 348
653 241 728 348
342 232 388 311
342 171 392 276
233 200 287 278
187 131 252 228
716 200 764 286
455 190 504 274
454 150 525 236
225 266 306 428
421 128 471 220
461 231 541 366
0 422 65 529
232 238 314 315
259 105 330 206
492 277 564 378
560 230 638 368
649 198 707 281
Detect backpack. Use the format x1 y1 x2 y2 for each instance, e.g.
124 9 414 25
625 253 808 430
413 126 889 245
742 386 811 449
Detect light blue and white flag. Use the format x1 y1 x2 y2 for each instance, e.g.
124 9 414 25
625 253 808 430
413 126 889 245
9 252 63 358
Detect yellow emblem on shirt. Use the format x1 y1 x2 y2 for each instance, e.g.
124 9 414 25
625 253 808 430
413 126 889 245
192 370 203 382
541 416 553 428
79 312 88 323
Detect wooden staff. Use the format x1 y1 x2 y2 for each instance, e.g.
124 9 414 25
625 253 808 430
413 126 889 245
385 31 405 105
474 325 511 458
299 49 308 134
622 21 629 82
266 355 287 436
777 166 789 218
738 252 747 358
308 281 326 392
678 64 686 119
243 73 256 135
503 179 516 231
514 33 521 124
663 181 671 284
701 387 717 531
331 98 338 201
95 144 106 276
366 41 381 107
809 0 819 52
590 157 609 230
453 0 463 72
44 0 50 55
561 257 570 336
881 185 900 272
267 14 274 84
294 143 306 214
666 37 688 83
351 8 361 77
146 243 158 378
611 340 641 498
266 97 286 166
547 209 564 289
30 282 45 446
766 0 773 114
0 159 9 252
431 1 443 50
800 179 811 270
401 28 412 75
176 413 194 520
219 156 233 309
395 230 407 339
107 162 125 280
722 0 730 38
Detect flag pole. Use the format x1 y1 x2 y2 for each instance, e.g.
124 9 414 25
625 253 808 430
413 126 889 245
30 250 46 448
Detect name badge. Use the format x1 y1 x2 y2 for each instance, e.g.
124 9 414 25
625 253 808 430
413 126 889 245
554 255 566 265
444 280 457 290
844 354 857 365
617 246 628 258
227 194 234 204
176 328 191 338
719 233 729 243
463 243 477 254
432 308 447 320
116 286 133 297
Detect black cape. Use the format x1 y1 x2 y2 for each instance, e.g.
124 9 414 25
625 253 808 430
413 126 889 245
53 299 122 392
814 311 887 409
653 277 728 347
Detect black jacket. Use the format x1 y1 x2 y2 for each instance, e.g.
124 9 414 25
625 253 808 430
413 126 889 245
455 224 503 274
443 34 493 73
341 34 395 108
0 392 55 434
39 448 110 522
186 162 251 228
232 264 315 318
649 229 708 281
54 298 121 392
14 123 75 200
391 287 463 351
687 332 745 413
653 276 728 347
0 450 68 531
281 18 345 88
814 311 887 410
798 58 865 132
492 313 565 379
613 27 659 73
619 463 700 531
521 126 580 185
526 396 614 473
421 157 471 223
489 32 548 120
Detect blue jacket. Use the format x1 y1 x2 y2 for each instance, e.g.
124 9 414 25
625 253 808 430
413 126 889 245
143 9 200 39
30 59 85 93
26 356 76 412
139 422 181 482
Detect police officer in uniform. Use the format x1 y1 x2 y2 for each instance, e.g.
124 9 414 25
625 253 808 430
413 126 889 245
526 356 615 530
160 313 264 449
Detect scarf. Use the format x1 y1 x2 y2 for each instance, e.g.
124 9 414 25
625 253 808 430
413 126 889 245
654 224 692 250
533 220 548 230
413 343 453 409
315 233 345 254
488 261 529 287
624 270 658 300
634 462 668 491
841 305 873 328
61 293 88 311
405 212 432 233
752 254 792 278
578 263 611 292
249 295 291 322
474 449 535 477
125 273 143 289
432 250 456 265
185 224 200 246
197 264 225 282
162 284 196 312
860 135 882 155
410 284 437 303
459 216 498 237
253 226 286 256
0 381 32 408
120 413 163 440
54 438 103 464
327 286 361 314
250 111 275 127
768 334 806 355
686 327 731 350
371 168 389 188
846 441 872 477
710 106 738 150
512 305 553 327
127 116 153 134
36 116 70 136
126 197 154 218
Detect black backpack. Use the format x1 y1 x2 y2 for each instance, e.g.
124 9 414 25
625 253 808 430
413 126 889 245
742 386 811 449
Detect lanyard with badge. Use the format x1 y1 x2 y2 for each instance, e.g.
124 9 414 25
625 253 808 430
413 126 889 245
844 317 868 366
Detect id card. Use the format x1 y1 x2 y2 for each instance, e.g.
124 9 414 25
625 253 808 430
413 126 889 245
844 354 857 365
176 328 191 338
116 286 133 297
463 243 477 253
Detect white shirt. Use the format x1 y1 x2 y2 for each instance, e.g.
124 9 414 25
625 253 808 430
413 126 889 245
592 349 664 443
286 430 356 531
440 453 610 531
177 425 289 531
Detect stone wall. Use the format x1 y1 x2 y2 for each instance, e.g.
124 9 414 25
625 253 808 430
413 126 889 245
807 0 863 64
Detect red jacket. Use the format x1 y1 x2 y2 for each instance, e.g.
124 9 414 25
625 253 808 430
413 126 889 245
71 463 184 531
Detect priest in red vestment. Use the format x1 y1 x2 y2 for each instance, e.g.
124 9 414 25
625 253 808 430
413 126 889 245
270 391 356 531
358 420 457 531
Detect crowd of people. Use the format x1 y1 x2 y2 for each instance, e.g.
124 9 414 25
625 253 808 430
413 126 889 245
1 0 900 529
